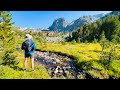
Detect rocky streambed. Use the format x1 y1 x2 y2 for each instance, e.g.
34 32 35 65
34 51 86 79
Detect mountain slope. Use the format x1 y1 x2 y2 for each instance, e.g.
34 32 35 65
48 13 105 32
14 12 109 33
48 17 69 32
101 11 120 19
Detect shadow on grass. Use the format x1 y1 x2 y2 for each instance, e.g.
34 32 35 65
0 63 23 71
88 50 102 53
76 58 118 79
10 66 23 71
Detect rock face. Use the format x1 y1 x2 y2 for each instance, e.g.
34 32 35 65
65 15 95 32
48 14 105 32
48 17 69 32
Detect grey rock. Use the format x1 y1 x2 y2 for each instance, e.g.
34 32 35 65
48 14 105 32
55 59 60 63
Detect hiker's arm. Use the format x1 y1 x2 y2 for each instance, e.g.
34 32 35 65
21 42 25 50
33 42 36 51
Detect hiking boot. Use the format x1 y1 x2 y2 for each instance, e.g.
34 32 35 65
32 69 34 72
24 69 26 72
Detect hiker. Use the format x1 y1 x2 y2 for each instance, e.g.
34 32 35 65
21 34 36 72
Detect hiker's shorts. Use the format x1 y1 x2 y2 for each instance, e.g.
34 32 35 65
25 53 34 58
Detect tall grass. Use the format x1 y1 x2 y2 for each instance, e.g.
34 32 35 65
39 42 120 79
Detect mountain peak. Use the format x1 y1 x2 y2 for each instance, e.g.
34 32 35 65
48 13 105 32
48 17 69 32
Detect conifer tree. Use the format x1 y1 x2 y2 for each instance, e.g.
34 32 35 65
77 37 81 43
93 37 97 44
0 11 17 66
99 31 109 51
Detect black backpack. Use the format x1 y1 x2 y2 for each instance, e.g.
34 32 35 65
24 40 33 51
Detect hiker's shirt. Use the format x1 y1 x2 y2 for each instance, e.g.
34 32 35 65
21 39 36 55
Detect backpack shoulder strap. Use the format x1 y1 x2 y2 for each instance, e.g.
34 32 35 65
21 40 28 50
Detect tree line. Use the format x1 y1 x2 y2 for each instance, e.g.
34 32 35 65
69 15 120 43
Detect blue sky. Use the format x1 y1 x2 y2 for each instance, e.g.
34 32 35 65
10 11 112 29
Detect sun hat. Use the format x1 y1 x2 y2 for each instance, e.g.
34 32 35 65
25 34 32 40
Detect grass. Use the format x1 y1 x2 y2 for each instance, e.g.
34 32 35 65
0 50 51 79
38 42 120 79
0 65 51 79
0 37 51 79
0 36 120 79
0 51 51 79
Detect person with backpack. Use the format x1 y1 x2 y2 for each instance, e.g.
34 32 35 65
21 34 36 72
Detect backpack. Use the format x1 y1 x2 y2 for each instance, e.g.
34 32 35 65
24 40 33 51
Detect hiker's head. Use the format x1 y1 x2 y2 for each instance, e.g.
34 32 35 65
25 34 32 40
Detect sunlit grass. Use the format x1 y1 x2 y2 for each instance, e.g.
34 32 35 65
0 64 51 79
38 42 120 79
0 36 120 79
0 47 51 79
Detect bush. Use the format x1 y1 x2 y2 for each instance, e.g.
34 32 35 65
71 39 76 44
61 41 66 45
77 37 81 43
84 40 88 44
93 38 98 44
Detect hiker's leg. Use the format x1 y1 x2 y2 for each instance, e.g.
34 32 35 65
31 55 34 71
24 58 28 70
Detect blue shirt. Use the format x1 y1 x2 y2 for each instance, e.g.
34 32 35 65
21 40 36 55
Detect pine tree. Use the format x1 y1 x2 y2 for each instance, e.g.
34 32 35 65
77 37 81 43
99 31 106 41
0 11 18 66
93 37 97 44
99 31 109 51
79 26 83 38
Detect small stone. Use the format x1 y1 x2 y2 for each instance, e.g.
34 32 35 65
59 70 63 73
53 62 56 64
56 59 60 63
54 69 58 74
65 70 68 73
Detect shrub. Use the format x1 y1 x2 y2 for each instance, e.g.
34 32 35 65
93 38 98 44
61 41 66 45
71 39 76 44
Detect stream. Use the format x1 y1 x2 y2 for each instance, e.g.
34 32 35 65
34 51 86 79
